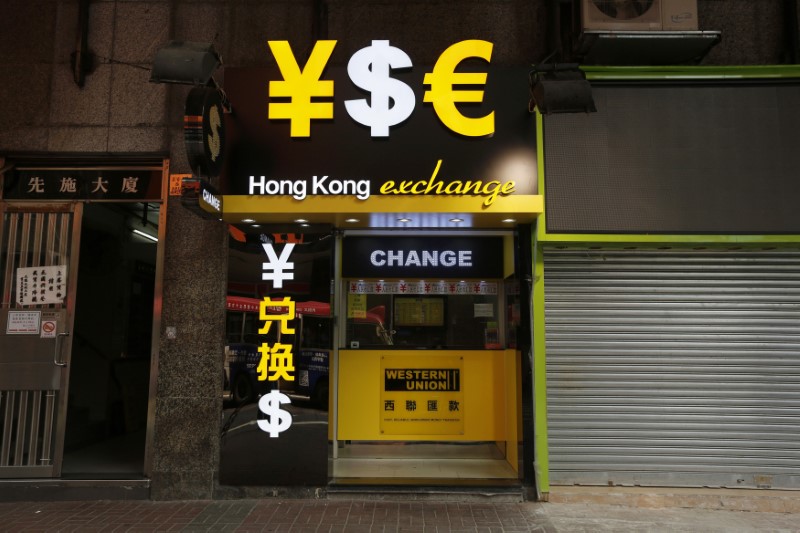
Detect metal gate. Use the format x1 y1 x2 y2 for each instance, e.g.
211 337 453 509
544 248 800 489
0 203 82 478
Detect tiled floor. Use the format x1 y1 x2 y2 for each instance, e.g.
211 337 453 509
0 499 554 532
3 496 799 532
333 442 518 480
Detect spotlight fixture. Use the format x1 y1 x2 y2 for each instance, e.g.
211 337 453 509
242 218 255 223
151 41 224 92
150 41 231 181
529 63 596 114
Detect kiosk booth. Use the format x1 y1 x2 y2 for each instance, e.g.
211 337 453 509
214 39 544 490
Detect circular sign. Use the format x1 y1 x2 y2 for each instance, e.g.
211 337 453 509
41 320 57 337
184 87 226 178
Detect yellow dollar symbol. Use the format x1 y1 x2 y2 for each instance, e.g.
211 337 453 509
207 105 221 161
268 40 337 137
423 40 494 137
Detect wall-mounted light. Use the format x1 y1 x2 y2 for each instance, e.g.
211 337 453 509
132 228 158 243
529 63 596 114
151 41 231 181
150 41 224 91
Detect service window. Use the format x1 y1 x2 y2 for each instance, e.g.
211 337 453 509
344 281 502 350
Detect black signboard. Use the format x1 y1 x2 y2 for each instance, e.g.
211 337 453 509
342 236 504 279
385 368 461 392
222 62 538 197
3 169 162 201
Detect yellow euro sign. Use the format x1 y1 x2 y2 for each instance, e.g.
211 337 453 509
423 40 494 137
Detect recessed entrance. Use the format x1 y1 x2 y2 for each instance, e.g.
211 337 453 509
61 202 158 478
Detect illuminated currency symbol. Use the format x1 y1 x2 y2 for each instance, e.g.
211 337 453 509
261 242 295 289
207 105 222 161
257 390 293 438
344 40 416 137
268 40 337 137
423 40 494 137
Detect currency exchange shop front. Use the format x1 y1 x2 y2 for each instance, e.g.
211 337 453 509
334 234 522 485
213 38 541 490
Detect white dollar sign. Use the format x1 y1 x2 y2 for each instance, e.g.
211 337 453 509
345 40 416 137
257 390 293 438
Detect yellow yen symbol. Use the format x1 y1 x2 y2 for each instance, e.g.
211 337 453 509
268 40 336 137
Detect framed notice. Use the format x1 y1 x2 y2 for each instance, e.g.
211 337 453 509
348 293 366 319
394 297 444 327
6 310 41 334
16 265 67 305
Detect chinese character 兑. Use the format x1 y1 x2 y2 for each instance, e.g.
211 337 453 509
259 296 296 335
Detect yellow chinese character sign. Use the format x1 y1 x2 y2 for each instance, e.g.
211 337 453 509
257 296 296 382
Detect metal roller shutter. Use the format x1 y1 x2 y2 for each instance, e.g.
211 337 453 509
544 248 800 489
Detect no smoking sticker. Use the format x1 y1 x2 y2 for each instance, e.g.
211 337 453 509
41 320 57 338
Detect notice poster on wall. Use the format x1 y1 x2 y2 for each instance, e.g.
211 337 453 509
16 265 67 305
5 310 41 334
348 293 366 319
380 354 464 435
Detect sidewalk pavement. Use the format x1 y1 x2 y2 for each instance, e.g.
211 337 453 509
0 495 798 533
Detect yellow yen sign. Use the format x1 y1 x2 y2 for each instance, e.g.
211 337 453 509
268 39 494 138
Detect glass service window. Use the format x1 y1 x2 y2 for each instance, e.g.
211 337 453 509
344 283 502 350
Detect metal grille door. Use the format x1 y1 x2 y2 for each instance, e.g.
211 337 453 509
544 248 800 489
0 204 82 478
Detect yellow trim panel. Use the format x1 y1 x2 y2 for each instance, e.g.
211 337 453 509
222 194 542 228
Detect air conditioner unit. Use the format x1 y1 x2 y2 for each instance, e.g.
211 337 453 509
581 0 698 32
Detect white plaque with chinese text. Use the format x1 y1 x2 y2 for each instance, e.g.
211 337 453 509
16 265 68 305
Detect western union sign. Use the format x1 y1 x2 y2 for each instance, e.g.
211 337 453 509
380 355 464 435
384 369 460 391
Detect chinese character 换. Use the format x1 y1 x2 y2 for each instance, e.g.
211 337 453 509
258 297 296 335
27 177 45 193
59 177 78 193
448 400 460 412
406 400 417 412
256 342 296 381
121 176 139 193
91 177 109 193
427 400 438 411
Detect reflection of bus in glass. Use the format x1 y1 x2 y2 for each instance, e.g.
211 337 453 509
224 296 392 408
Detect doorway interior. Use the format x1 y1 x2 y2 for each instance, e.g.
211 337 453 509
61 202 158 479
